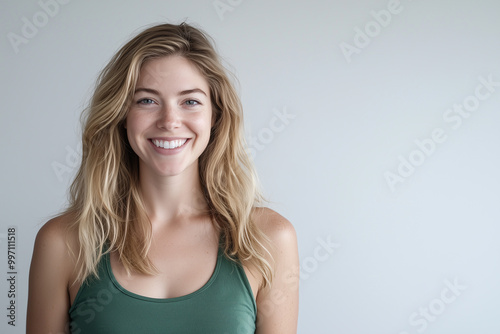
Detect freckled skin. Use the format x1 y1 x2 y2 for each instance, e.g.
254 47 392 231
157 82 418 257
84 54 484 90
126 56 213 178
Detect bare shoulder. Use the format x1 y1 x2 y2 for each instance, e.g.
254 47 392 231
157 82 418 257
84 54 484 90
252 207 300 333
251 207 299 284
30 212 80 286
34 212 78 259
27 212 79 333
252 207 298 251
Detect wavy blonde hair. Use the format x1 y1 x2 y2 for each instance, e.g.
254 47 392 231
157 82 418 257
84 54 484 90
64 22 273 288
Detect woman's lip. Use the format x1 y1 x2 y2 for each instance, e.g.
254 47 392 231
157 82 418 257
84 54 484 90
150 137 190 141
149 138 190 153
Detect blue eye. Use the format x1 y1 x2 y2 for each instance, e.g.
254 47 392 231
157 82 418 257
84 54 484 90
185 100 200 106
137 98 155 105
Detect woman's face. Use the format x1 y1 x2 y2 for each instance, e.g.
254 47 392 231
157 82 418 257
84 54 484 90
125 56 213 177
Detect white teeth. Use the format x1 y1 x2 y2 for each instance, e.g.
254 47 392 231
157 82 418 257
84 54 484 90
153 139 187 149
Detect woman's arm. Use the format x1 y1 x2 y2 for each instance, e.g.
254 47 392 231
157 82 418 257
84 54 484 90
26 216 74 334
254 208 300 334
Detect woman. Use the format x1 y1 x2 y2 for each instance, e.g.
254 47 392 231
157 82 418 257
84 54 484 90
27 22 299 333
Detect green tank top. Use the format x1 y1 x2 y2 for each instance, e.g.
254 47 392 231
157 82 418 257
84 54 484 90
68 244 257 333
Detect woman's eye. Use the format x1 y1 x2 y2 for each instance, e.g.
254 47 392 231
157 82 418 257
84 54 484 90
137 98 155 105
185 99 200 106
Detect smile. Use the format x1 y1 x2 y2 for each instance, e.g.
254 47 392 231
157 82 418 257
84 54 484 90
152 139 188 149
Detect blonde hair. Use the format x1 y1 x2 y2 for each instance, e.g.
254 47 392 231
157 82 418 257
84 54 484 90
64 22 273 288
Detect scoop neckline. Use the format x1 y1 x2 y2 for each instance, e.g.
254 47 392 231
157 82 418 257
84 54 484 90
104 246 223 303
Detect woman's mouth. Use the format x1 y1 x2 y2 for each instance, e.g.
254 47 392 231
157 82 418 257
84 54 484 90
151 138 188 149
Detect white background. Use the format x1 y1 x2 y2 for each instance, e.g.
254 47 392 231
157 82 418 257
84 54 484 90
1 0 500 333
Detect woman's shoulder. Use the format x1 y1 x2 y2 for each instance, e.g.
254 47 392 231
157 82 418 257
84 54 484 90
35 212 78 247
32 212 79 275
250 207 300 331
251 207 298 278
252 207 297 247
27 213 80 332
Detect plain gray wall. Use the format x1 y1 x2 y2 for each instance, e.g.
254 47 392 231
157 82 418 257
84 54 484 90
1 0 499 333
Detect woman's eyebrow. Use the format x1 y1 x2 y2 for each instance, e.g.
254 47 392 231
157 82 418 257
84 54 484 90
134 87 160 95
134 87 207 96
178 88 207 96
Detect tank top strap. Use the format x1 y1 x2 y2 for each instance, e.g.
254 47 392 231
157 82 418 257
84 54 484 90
69 237 257 333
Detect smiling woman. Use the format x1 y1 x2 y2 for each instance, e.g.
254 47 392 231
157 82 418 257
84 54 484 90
126 56 213 177
26 22 299 333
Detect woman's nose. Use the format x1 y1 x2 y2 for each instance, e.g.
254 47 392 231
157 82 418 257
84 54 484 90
156 104 181 131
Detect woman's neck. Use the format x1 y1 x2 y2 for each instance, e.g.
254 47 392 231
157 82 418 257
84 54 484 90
137 162 208 226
